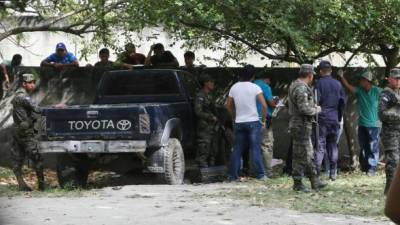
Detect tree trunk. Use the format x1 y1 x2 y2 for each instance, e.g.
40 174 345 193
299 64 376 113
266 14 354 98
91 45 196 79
382 46 400 76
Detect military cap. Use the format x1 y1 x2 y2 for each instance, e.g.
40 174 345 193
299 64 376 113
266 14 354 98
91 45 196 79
22 73 36 82
359 71 373 82
299 64 315 75
389 68 400 78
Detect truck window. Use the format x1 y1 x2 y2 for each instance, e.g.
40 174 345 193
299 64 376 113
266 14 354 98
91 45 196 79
101 72 180 96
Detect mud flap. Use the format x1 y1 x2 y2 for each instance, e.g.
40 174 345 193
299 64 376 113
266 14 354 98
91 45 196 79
145 149 165 173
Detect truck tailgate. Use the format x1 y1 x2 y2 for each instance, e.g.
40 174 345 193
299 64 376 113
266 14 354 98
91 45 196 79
42 105 151 140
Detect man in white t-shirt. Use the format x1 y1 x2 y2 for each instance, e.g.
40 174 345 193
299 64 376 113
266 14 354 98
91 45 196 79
225 65 268 181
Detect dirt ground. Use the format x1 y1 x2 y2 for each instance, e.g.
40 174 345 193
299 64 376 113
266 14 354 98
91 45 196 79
0 182 392 225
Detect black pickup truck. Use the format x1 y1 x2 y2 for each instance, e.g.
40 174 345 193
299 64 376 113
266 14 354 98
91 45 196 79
39 69 203 186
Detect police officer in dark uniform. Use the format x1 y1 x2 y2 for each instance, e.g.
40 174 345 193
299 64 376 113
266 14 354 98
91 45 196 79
194 74 218 168
11 73 45 191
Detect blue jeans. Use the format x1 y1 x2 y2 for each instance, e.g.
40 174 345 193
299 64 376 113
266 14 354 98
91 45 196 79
358 126 380 172
228 121 265 180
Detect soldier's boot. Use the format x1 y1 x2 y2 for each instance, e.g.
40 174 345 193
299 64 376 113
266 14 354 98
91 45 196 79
35 168 45 191
293 179 309 192
198 159 208 168
329 169 337 181
209 157 216 167
196 143 209 168
310 176 327 191
13 168 32 192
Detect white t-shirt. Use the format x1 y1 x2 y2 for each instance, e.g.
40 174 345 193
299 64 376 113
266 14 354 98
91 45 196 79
228 81 262 123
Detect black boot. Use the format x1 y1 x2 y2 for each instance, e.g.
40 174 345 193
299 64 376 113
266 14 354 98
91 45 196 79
13 168 32 191
310 176 327 191
36 168 45 191
329 169 337 181
293 179 309 192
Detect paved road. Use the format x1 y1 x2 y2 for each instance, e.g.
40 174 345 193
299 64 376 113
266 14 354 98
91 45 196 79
0 184 391 225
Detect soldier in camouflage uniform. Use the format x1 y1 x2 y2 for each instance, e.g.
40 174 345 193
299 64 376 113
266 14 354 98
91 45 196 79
378 68 400 194
194 74 218 168
11 73 45 191
288 64 327 192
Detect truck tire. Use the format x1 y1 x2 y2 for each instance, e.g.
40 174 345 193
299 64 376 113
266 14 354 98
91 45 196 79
57 154 89 189
159 138 185 185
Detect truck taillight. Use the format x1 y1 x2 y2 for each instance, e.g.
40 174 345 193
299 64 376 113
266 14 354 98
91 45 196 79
139 114 150 134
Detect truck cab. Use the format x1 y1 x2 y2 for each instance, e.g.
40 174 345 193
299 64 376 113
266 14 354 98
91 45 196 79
40 69 198 186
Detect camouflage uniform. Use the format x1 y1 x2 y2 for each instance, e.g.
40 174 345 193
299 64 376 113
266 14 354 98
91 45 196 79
194 89 217 167
378 84 400 194
288 64 327 191
11 82 44 190
261 126 274 176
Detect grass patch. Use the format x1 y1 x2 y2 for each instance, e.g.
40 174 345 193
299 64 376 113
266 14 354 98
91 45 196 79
0 183 95 198
0 167 98 198
224 171 386 217
0 167 14 179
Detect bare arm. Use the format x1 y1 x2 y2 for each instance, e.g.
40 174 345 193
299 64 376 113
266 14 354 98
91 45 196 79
41 60 79 68
385 165 400 224
225 96 235 121
257 93 267 123
40 60 54 67
156 58 179 67
122 63 133 69
61 60 79 68
338 70 355 93
267 99 277 108
0 63 10 86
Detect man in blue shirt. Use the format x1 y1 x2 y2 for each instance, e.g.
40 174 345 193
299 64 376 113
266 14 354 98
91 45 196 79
40 43 79 69
314 60 346 181
255 72 277 177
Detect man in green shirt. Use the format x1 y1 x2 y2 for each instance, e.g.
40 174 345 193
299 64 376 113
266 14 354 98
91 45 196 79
339 70 381 175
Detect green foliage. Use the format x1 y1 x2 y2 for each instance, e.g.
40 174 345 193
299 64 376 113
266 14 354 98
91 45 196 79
2 0 400 66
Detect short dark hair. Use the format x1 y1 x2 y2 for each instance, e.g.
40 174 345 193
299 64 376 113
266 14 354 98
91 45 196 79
125 43 135 51
154 43 164 51
99 48 110 55
11 54 22 66
199 73 214 86
239 64 256 81
184 51 195 59
256 70 272 79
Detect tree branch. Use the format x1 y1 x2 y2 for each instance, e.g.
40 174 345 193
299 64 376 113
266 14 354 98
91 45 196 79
179 20 300 63
0 0 129 42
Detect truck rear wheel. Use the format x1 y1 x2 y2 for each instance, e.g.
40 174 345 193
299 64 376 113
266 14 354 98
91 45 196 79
158 138 185 185
57 154 89 189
